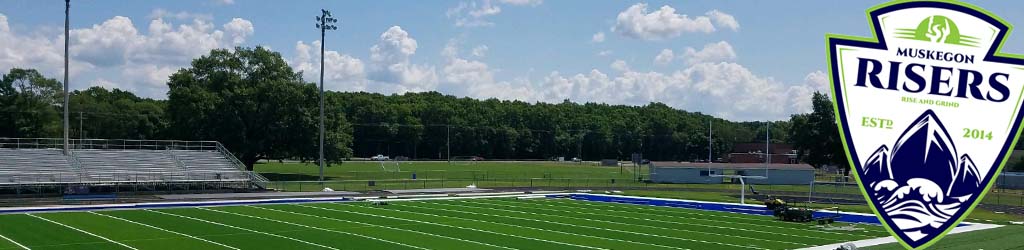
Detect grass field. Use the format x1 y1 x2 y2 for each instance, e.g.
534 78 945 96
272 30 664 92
0 198 895 250
255 161 1024 223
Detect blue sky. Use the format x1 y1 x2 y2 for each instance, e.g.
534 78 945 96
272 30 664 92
2 0 1023 121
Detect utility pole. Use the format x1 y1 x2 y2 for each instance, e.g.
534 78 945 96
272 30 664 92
315 9 338 183
63 0 70 155
79 112 83 139
765 121 770 173
707 119 712 163
446 125 450 165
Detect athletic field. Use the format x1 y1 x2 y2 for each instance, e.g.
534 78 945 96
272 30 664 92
0 198 891 250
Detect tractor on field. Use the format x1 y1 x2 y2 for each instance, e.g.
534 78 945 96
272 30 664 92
764 197 814 222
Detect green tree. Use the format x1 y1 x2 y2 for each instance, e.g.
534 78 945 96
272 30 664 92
166 47 352 169
0 68 62 138
69 87 167 140
788 92 849 172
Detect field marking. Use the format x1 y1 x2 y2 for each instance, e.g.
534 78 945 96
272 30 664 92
379 203 692 250
540 199 890 236
26 213 138 250
475 199 835 243
298 204 609 250
88 212 241 250
408 201 769 250
247 205 517 250
0 232 29 250
477 198 815 245
197 207 426 250
145 209 339 250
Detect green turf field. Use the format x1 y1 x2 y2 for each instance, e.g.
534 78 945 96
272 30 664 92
0 198 893 250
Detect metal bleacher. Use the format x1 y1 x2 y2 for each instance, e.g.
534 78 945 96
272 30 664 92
0 138 267 190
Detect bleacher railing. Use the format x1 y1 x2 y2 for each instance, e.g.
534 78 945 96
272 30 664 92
0 138 221 151
0 170 258 185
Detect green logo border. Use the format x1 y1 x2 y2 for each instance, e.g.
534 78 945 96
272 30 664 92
825 0 1024 249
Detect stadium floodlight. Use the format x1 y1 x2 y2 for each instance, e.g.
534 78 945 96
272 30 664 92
63 0 70 155
316 8 339 183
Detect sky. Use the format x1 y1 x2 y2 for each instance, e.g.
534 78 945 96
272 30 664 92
2 0 1024 121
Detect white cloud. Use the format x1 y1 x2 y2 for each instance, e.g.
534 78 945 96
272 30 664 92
447 1 499 27
682 41 736 65
499 0 543 6
612 3 716 40
212 0 234 5
471 45 489 57
597 50 613 57
591 32 605 43
653 49 674 66
368 26 437 93
148 9 212 21
447 0 541 28
705 10 739 31
0 14 8 33
223 18 254 46
786 71 829 114
0 13 255 98
289 40 366 92
610 60 630 72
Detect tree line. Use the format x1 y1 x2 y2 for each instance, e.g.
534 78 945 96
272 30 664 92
1 46 939 172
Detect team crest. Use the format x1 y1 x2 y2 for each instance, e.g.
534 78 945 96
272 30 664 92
827 1 1024 249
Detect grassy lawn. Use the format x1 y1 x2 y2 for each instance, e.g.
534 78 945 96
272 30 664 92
0 198 892 250
256 161 1024 223
254 161 643 181
863 225 1024 250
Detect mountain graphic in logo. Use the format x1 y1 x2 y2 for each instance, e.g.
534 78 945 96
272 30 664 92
861 110 982 242
895 15 979 47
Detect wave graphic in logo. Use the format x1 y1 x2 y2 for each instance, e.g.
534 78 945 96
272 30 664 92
861 110 981 241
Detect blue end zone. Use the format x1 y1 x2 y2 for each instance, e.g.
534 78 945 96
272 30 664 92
555 194 883 224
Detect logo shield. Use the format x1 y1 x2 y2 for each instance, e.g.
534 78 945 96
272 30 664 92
827 1 1024 249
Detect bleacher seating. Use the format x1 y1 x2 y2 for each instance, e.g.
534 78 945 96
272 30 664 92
0 149 81 183
0 139 263 187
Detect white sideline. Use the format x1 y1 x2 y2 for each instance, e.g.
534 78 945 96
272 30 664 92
26 214 139 250
196 207 425 250
145 209 340 250
371 203 691 250
415 201 768 250
479 199 821 244
248 206 518 250
795 223 1004 250
0 232 30 250
299 203 610 250
87 212 241 250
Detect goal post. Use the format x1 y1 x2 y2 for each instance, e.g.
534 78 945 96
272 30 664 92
708 174 767 205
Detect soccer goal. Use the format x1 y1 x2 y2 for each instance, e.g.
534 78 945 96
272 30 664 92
379 160 401 172
709 174 767 204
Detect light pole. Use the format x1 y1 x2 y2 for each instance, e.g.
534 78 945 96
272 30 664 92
63 0 70 155
316 9 337 183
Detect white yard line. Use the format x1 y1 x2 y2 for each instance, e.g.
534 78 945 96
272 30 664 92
477 199 835 243
299 203 609 250
539 199 890 235
196 207 426 250
489 199 855 241
375 203 692 250
248 206 517 250
145 209 339 250
87 212 240 250
435 200 771 250
26 214 138 250
0 232 30 250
